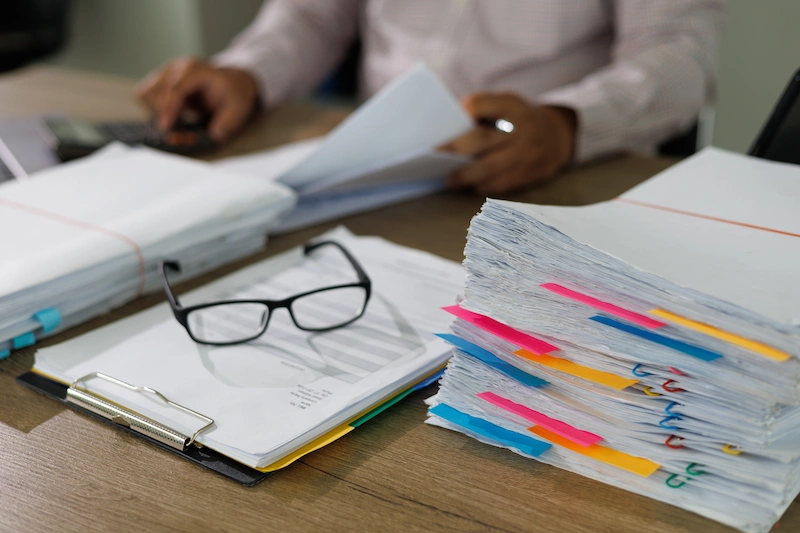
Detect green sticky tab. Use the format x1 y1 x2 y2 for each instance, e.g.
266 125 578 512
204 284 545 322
350 388 416 428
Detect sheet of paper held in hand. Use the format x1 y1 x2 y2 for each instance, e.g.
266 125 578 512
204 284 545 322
34 228 464 468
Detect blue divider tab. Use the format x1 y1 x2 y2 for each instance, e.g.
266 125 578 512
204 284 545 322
33 307 62 334
12 332 36 350
590 316 722 362
430 403 552 457
436 333 548 387
0 349 10 361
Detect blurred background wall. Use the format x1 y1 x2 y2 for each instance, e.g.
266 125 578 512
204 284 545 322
42 0 800 154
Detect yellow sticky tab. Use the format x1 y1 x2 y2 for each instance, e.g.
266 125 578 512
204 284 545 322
259 425 355 472
529 426 660 477
649 309 791 363
514 349 639 390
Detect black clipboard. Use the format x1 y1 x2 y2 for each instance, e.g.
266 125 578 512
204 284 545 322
17 371 272 486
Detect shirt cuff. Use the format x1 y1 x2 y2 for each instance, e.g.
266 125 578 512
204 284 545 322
537 86 625 164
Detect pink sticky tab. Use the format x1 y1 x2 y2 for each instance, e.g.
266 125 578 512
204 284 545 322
540 283 666 329
478 391 603 447
442 305 559 355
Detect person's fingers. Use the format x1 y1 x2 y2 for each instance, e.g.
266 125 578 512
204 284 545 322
135 69 170 112
447 146 518 189
158 69 210 130
208 97 252 142
440 126 509 156
462 92 524 121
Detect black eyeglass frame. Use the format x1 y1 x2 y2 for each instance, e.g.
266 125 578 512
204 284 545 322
158 240 372 346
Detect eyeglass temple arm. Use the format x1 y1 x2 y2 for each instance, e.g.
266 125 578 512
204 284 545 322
158 260 184 310
303 240 370 285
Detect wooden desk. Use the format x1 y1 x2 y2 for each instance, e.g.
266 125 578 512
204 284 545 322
2 67 792 533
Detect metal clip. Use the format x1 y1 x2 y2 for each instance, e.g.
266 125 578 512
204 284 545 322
67 372 214 451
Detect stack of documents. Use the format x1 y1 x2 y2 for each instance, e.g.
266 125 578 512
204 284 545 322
426 148 800 533
0 146 295 357
216 63 472 232
30 228 464 473
0 63 471 359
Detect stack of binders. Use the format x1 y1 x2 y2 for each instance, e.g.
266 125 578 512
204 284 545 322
426 148 800 533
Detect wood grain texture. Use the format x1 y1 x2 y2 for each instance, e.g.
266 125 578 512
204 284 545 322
2 67 794 533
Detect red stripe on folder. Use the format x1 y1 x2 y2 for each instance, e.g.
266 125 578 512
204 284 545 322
478 391 603 447
540 283 666 329
616 197 800 239
0 198 146 297
442 305 559 354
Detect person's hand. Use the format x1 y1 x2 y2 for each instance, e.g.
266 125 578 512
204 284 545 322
136 58 259 142
441 93 577 195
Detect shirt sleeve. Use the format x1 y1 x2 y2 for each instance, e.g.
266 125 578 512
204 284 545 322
213 0 361 108
537 0 726 163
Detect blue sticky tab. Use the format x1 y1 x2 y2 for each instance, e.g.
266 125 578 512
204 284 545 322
411 369 445 391
12 332 36 350
436 333 548 387
0 349 10 361
33 307 61 334
430 403 552 457
590 316 722 362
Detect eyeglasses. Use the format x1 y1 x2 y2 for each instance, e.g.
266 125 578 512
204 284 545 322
158 240 372 346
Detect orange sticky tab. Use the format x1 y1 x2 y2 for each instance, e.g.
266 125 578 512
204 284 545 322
649 309 791 363
529 426 660 477
514 349 639 390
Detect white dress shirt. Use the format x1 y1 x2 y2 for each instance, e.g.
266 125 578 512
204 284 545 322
215 0 725 163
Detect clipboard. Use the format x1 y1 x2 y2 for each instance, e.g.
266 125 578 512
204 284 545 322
17 367 444 486
17 370 272 486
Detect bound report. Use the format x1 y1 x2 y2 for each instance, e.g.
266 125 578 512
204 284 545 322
20 228 464 483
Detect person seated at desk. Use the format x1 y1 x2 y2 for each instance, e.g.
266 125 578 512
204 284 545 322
137 0 724 195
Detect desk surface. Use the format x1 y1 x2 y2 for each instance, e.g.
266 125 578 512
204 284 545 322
1 67 794 533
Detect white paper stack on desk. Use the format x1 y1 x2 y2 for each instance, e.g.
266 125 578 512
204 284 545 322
0 63 471 359
426 148 800 533
0 146 296 357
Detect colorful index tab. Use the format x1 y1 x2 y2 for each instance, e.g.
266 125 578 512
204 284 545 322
590 316 723 362
33 307 61 334
442 305 559 354
429 403 552 457
436 334 548 388
514 349 639 390
12 332 36 350
540 283 666 329
477 391 602 447
528 426 660 478
649 309 791 363
0 349 9 361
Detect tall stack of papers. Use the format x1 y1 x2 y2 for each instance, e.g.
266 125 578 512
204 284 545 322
32 228 464 471
0 146 295 357
426 148 800 533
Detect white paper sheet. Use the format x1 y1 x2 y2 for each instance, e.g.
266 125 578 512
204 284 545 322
277 64 472 190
